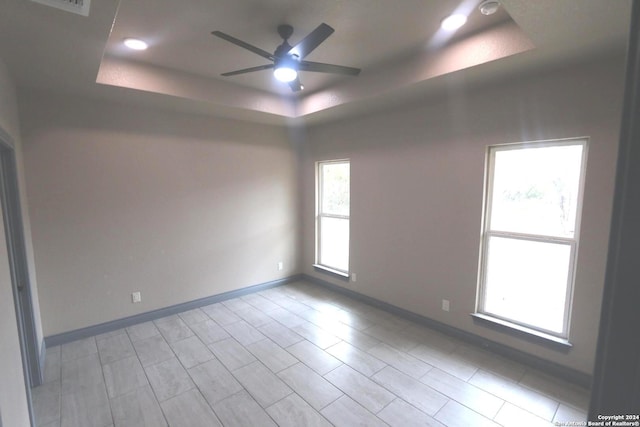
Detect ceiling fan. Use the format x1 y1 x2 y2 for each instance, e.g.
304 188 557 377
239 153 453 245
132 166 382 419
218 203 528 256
211 23 361 92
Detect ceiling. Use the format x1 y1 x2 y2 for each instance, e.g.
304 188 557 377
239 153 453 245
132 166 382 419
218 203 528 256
0 0 632 125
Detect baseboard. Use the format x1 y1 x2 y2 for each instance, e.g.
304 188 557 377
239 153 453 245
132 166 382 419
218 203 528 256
44 275 302 348
303 273 592 389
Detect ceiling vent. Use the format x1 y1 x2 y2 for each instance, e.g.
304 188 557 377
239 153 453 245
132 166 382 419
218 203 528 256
30 0 90 16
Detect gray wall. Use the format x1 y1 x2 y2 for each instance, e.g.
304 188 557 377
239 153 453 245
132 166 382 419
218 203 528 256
301 57 625 375
20 91 300 336
0 57 32 427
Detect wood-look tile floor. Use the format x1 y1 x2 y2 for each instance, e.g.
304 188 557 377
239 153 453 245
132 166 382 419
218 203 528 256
32 280 590 427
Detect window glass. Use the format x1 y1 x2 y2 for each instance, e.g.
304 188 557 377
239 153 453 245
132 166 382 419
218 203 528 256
484 236 571 333
319 217 350 271
490 145 583 238
321 162 350 216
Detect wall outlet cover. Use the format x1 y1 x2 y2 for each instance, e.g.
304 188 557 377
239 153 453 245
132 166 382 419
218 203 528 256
132 291 141 303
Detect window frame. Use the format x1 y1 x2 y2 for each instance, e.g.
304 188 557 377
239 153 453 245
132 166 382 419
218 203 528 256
315 159 350 276
476 138 588 340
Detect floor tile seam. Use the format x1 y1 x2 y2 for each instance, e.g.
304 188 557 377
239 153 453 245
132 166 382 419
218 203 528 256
102 354 151 397
276 361 346 409
54 379 62 427
515 373 589 410
94 329 123 343
46 349 62 386
246 339 298 374
424 376 505 420
186 317 233 345
97 337 136 367
265 385 336 422
326 348 390 378
154 328 186 345
153 314 181 324
227 358 295 406
282 352 344 377
475 366 567 405
275 295 315 313
59 339 99 364
210 335 258 367
283 339 345 375
141 348 198 405
466 372 561 422
359 331 423 355
418 367 508 410
124 322 160 344
322 364 395 412
166 335 211 392
93 345 115 427
131 330 180 370
365 343 436 376
369 365 451 409
32 380 62 427
220 320 268 346
187 367 243 410
410 348 478 377
203 310 242 327
186 384 225 427
553 400 589 416
374 396 398 416
386 395 450 425
59 354 106 395
108 382 169 427
518 388 586 415
494 401 563 426
449 346 527 378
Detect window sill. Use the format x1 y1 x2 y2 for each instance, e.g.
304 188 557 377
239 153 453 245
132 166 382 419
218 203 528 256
312 264 350 280
470 313 572 350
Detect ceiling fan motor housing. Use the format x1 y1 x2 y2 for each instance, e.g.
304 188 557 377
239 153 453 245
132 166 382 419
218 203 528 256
277 24 294 40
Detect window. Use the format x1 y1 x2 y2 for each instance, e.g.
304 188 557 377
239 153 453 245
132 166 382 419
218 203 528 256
316 160 350 274
477 139 587 339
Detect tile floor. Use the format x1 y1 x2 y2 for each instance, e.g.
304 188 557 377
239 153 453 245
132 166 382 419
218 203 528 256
32 280 590 427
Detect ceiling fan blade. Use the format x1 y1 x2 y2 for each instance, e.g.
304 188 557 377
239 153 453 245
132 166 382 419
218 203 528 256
288 23 334 59
212 31 275 61
300 60 361 76
288 77 303 92
221 64 274 76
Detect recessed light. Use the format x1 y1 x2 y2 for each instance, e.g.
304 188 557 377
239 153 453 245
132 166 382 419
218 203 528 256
124 38 148 50
479 1 501 16
441 14 467 31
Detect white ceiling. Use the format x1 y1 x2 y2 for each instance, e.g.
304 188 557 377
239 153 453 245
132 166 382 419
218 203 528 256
0 0 632 125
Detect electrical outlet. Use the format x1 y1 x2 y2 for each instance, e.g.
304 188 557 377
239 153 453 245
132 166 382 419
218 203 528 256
277 261 283 271
351 272 357 282
132 291 141 303
442 299 450 312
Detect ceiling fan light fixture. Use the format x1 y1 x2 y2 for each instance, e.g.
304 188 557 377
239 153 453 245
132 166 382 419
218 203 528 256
440 14 467 31
123 38 148 50
274 66 298 82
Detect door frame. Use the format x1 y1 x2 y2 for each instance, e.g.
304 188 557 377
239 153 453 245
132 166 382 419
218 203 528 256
0 126 39 425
